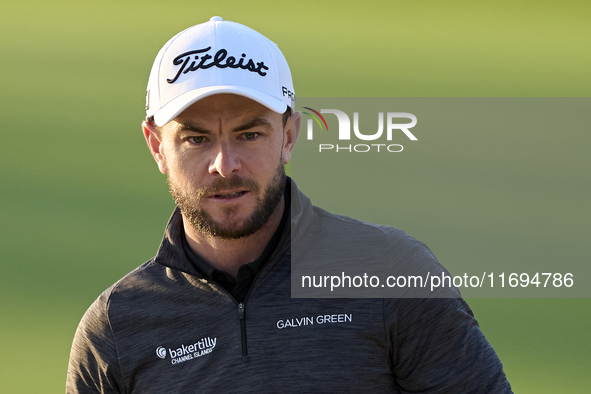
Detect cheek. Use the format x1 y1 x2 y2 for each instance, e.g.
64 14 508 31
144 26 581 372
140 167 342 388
163 146 188 172
263 134 286 162
167 153 206 185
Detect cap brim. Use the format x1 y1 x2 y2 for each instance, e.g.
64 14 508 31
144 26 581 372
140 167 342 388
153 86 288 127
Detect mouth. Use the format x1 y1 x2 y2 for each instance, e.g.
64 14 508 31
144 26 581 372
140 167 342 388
210 190 249 199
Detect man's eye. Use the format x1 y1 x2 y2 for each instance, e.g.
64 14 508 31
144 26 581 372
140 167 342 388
242 132 259 140
188 136 207 144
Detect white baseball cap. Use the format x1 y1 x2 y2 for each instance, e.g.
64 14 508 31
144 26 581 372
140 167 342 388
145 16 295 127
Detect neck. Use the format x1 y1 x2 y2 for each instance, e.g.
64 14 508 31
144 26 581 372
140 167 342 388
182 196 285 278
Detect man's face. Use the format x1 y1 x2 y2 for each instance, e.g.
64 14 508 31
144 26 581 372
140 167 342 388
144 94 298 239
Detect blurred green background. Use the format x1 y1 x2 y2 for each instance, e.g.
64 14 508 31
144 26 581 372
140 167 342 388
1 0 589 392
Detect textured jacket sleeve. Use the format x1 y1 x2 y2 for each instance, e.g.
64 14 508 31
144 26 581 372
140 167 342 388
385 297 512 393
66 290 125 394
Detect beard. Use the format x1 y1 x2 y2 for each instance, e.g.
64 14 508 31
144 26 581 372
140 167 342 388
168 162 286 240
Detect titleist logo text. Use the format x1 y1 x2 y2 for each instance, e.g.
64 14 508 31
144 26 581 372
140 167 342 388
167 47 269 83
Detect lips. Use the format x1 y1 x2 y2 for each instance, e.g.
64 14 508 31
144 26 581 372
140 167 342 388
211 190 248 199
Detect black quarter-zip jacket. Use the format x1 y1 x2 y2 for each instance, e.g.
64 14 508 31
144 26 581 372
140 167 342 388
67 179 512 393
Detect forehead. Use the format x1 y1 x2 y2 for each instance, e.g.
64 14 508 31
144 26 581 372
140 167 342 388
173 94 281 127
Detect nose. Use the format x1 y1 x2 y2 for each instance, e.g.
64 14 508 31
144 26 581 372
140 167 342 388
208 142 241 177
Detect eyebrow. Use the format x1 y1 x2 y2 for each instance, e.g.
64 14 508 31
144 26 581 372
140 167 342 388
177 124 211 134
176 118 273 134
232 118 273 132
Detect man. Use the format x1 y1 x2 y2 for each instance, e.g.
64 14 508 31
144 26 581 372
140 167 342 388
67 17 512 393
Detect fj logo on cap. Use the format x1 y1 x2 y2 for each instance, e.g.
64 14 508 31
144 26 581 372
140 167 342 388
167 47 269 84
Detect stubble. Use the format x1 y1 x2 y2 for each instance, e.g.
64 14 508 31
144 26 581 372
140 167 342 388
168 162 286 240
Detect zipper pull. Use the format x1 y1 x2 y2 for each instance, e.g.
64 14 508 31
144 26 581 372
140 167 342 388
238 303 245 320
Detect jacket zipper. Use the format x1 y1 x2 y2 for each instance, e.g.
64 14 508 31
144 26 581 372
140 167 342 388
215 258 277 363
210 284 250 363
237 302 249 362
237 271 265 363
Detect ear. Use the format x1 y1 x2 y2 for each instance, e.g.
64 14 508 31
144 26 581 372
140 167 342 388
142 120 168 174
281 111 301 164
